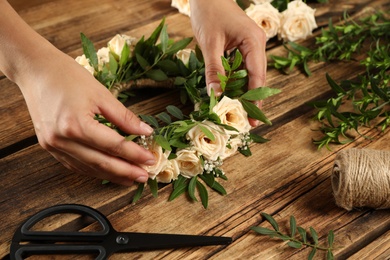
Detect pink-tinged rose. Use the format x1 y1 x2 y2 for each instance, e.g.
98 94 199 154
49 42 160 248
108 34 137 60
212 96 251 135
187 121 229 161
176 48 193 67
174 149 203 178
245 3 281 41
156 159 180 183
279 0 318 42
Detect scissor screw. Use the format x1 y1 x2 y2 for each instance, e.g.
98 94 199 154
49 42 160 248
116 234 129 245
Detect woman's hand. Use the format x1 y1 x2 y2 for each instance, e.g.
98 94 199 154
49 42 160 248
190 0 267 126
0 0 155 185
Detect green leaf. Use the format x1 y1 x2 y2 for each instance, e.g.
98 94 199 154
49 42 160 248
209 88 217 114
196 180 208 209
249 133 269 143
167 105 184 120
328 230 334 247
261 212 279 231
221 56 231 71
287 241 302 249
240 99 272 125
132 182 145 204
231 50 243 70
310 227 319 245
226 78 247 90
147 178 158 198
156 112 172 124
251 226 278 236
308 247 317 260
169 177 188 201
327 249 334 260
241 87 281 101
155 134 172 151
188 176 198 201
290 216 297 238
166 37 193 55
230 69 248 79
80 33 98 70
145 18 165 46
326 73 346 94
108 53 118 75
160 25 169 53
119 42 130 66
139 114 159 128
145 69 168 81
198 124 215 141
297 226 307 243
136 53 150 70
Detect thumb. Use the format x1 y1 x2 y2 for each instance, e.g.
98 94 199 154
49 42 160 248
202 44 225 97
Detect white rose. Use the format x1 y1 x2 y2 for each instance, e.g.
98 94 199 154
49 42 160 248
175 149 203 178
220 136 243 160
212 96 251 135
97 47 110 71
279 0 318 42
141 140 170 180
171 0 191 17
156 159 180 183
245 3 281 41
108 34 136 60
176 48 192 67
187 121 230 161
75 54 95 75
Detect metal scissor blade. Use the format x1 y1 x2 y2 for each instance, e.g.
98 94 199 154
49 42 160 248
111 232 232 253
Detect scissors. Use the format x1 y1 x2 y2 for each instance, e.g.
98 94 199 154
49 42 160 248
9 204 232 259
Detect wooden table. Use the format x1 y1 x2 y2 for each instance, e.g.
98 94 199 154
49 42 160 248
1 0 389 259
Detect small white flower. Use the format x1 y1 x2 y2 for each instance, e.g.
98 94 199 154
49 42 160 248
245 3 281 41
174 149 203 178
171 0 191 17
279 0 318 42
187 121 229 161
75 54 95 75
212 96 252 135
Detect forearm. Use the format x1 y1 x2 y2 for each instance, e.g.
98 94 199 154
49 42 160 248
0 0 61 86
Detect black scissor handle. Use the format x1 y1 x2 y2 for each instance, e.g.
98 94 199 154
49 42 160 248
10 204 111 260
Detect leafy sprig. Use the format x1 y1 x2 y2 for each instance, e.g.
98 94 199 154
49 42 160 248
271 12 390 76
252 213 335 260
269 12 390 148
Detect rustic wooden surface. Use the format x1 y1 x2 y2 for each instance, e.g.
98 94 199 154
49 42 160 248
1 0 389 259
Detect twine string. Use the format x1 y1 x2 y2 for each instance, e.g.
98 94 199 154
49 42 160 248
331 148 390 210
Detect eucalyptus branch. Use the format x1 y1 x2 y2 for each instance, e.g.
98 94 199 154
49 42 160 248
252 213 335 260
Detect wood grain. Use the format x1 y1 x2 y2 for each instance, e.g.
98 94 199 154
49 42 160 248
1 0 389 259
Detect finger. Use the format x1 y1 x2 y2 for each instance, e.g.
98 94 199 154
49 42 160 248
98 93 154 136
201 39 225 97
51 139 150 185
59 117 156 166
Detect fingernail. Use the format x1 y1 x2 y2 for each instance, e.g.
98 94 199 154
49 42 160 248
208 83 222 96
140 121 153 135
145 159 156 166
135 175 148 183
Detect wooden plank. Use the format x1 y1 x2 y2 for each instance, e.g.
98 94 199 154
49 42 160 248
0 0 385 150
349 229 390 260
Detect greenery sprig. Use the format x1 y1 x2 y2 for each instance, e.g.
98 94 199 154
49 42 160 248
251 213 335 260
80 18 280 208
270 11 390 148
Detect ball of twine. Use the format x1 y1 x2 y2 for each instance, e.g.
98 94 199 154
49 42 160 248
331 148 390 211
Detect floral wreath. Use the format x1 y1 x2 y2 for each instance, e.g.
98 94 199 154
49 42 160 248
76 0 318 208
